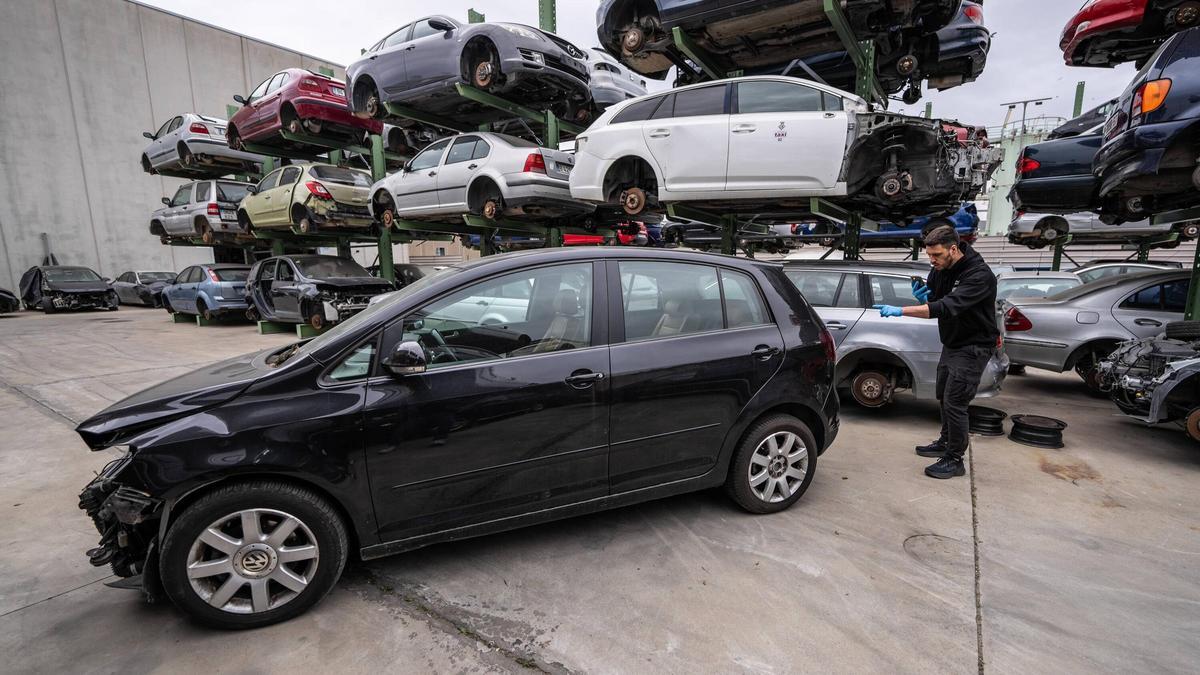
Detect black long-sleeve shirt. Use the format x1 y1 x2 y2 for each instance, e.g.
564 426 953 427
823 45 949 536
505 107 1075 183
923 244 999 349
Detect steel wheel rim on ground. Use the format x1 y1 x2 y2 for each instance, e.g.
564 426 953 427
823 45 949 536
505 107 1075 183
185 507 319 615
748 431 809 503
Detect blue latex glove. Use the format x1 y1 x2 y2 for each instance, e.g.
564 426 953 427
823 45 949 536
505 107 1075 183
911 279 931 303
873 304 904 318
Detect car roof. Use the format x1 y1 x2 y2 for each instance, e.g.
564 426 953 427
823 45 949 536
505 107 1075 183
1053 269 1189 299
449 247 781 274
996 271 1079 279
781 259 930 273
635 74 865 107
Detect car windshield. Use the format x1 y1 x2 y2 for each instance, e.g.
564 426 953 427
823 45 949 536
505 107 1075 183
212 268 249 282
279 267 462 366
996 278 1082 300
138 272 177 283
43 268 101 283
294 257 373 278
309 165 372 187
216 182 251 203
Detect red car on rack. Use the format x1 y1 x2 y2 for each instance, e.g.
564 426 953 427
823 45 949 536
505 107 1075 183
1060 0 1199 67
226 68 382 152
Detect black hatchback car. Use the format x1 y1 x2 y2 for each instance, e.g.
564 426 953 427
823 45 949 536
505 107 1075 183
75 248 838 628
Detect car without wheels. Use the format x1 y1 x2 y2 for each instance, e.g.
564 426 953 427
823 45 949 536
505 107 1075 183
568 75 1002 223
1099 320 1200 442
162 265 252 322
245 255 394 329
1070 260 1182 284
1008 210 1199 249
239 163 376 235
345 16 592 126
226 69 383 153
585 47 647 109
783 260 1007 408
369 132 593 226
1003 269 1190 393
74 247 838 629
141 113 266 178
18 265 118 313
110 271 177 307
150 179 254 244
1060 0 1199 68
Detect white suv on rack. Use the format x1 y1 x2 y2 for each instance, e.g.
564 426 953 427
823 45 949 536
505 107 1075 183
569 75 1003 222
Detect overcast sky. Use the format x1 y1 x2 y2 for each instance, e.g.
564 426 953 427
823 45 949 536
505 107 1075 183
139 0 1136 128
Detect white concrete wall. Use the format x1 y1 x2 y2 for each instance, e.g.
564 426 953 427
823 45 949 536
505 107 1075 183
0 0 343 291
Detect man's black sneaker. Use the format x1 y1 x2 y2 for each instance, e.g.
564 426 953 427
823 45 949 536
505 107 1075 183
915 441 946 458
925 457 966 479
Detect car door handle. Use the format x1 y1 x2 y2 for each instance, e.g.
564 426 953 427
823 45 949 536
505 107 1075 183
405 45 416 51
369 54 378 60
825 321 846 330
565 371 604 388
1134 318 1162 326
467 163 478 170
648 129 671 138
428 171 437 177
824 113 836 118
475 300 488 305
751 345 781 360
732 124 756 133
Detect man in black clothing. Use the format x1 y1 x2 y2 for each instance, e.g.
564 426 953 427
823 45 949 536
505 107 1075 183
873 226 999 479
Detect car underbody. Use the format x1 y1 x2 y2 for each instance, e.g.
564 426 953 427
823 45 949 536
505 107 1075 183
1099 332 1200 439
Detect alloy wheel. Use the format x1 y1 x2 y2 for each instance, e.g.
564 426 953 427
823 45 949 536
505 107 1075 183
748 431 809 504
185 508 319 615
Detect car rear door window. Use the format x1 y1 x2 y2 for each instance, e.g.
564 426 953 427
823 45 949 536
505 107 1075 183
194 182 211 202
471 139 491 159
672 85 727 118
1122 283 1164 310
1163 280 1188 312
619 261 722 341
868 274 921 307
445 137 479 165
409 139 450 171
783 270 841 307
265 72 288 95
611 96 664 124
720 269 769 328
836 273 862 307
279 166 302 186
169 185 192 207
736 81 822 113
648 93 675 119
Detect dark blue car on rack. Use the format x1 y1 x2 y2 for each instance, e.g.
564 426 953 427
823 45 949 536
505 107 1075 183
1095 26 1200 221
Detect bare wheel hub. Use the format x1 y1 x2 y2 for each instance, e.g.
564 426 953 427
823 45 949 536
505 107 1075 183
621 187 646 215
1176 3 1199 26
365 95 380 118
381 209 394 229
482 199 500 219
880 175 903 198
622 26 645 54
1186 408 1200 442
896 54 918 75
474 60 496 88
287 118 303 135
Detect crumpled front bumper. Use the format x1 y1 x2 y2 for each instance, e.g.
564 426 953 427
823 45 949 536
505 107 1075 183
78 453 162 578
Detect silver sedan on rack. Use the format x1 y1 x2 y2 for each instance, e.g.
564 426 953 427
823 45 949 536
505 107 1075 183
368 132 593 224
141 113 267 178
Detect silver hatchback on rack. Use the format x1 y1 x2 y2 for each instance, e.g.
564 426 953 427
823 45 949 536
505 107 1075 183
148 179 255 243
140 113 267 179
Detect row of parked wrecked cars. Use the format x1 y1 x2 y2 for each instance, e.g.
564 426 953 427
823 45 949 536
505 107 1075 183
139 3 1005 249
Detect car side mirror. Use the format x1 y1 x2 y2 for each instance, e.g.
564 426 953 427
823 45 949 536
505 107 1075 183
161 197 170 205
233 94 247 105
381 341 427 376
428 18 454 32
143 131 155 140
246 185 258 194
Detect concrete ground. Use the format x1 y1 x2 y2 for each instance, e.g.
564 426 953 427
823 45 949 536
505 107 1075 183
1 307 1197 674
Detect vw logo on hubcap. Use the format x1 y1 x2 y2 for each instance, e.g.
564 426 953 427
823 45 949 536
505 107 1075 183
234 543 277 578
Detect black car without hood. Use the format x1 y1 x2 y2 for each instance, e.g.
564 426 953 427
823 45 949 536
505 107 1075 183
245 255 394 329
75 246 838 629
19 265 118 313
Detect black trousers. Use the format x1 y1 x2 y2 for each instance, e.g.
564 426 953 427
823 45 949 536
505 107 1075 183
935 344 993 461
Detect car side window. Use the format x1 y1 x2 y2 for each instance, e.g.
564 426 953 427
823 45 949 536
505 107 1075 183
155 118 173 138
276 261 296 282
720 269 769 328
170 185 192 207
619 261 722 341
611 96 664 124
868 274 921 308
194 182 211 202
389 262 593 369
279 166 302 186
736 81 822 113
649 93 675 119
191 267 206 283
411 19 442 40
168 116 184 132
823 93 844 111
265 72 288 95
409 139 450 171
259 261 277 281
1121 284 1163 310
328 342 378 382
173 268 189 284
257 170 281 192
382 24 413 48
247 78 271 103
671 85 727 118
1163 280 1188 313
783 270 841 307
836 273 862 308
445 136 479 165
471 139 491 160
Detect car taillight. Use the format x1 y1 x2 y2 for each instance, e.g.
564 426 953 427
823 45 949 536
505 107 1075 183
306 181 333 199
299 77 323 92
963 4 983 24
1004 307 1032 331
1018 156 1041 175
819 326 836 362
189 122 209 134
523 152 547 174
207 268 220 283
206 203 220 216
1016 210 1026 219
1132 78 1171 117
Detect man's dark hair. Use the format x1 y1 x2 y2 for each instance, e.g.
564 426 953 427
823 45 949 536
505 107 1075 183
924 225 961 249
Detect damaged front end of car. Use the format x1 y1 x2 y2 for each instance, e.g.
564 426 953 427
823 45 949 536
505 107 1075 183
48 289 119 311
307 284 389 325
841 114 1003 221
77 450 165 599
1099 335 1200 438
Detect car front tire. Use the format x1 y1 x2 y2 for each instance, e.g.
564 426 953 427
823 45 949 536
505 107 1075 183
158 480 348 630
725 415 817 514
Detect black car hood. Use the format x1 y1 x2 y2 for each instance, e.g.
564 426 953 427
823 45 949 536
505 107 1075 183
313 277 394 289
46 280 112 293
75 348 272 449
145 281 169 293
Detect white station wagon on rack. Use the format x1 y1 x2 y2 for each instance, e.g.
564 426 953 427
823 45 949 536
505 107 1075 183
368 132 593 225
568 75 1003 222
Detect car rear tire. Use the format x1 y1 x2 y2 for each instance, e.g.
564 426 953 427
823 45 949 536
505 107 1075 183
725 415 816 514
158 480 348 630
850 370 892 408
